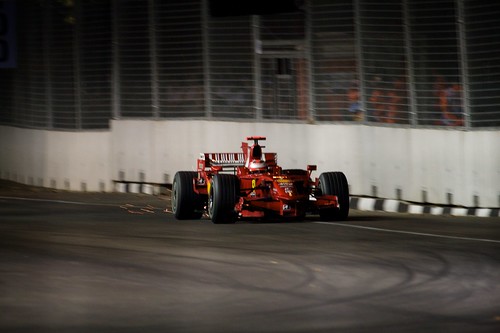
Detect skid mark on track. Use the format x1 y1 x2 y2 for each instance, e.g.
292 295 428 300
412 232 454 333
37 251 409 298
0 196 115 207
119 204 160 215
314 221 500 244
0 196 166 215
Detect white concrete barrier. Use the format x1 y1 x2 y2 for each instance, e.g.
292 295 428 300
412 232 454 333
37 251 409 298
0 126 111 192
1 121 499 208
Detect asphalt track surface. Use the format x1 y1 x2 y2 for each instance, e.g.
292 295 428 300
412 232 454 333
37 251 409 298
1 183 500 332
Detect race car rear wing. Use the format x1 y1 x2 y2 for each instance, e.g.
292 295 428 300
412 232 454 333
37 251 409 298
202 153 245 167
198 152 277 170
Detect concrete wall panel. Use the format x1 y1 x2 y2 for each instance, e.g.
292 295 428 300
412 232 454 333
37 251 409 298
1 126 111 192
1 122 498 207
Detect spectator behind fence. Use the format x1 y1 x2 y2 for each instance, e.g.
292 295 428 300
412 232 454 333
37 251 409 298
368 76 386 122
347 80 363 121
437 80 464 126
386 78 407 124
368 76 409 124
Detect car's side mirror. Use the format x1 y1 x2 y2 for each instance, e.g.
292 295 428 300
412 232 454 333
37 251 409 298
307 165 317 171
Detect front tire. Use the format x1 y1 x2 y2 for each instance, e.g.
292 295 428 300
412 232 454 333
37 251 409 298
318 172 349 221
172 171 203 220
208 174 239 224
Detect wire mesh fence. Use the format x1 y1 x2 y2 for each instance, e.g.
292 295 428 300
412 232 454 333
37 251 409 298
157 0 205 118
465 1 500 127
311 0 357 122
409 0 464 127
260 10 307 121
80 0 113 128
360 0 410 125
115 0 153 118
209 14 255 119
0 0 499 130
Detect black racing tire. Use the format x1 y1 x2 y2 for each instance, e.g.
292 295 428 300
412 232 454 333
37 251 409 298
172 171 203 220
208 174 239 224
318 172 350 221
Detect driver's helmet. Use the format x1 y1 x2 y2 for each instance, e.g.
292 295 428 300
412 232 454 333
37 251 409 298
248 159 267 172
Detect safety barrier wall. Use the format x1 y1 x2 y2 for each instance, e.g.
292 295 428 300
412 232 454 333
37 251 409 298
0 126 111 192
1 121 499 208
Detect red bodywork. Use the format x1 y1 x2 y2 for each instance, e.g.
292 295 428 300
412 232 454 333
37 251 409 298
193 136 339 219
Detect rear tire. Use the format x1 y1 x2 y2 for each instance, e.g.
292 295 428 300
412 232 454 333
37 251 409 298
172 171 203 220
208 174 239 224
318 172 349 221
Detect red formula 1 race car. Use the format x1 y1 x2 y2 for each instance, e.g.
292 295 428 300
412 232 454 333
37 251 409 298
172 136 349 223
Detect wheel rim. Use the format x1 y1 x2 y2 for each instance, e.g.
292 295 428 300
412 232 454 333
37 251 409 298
208 188 214 218
171 181 178 214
